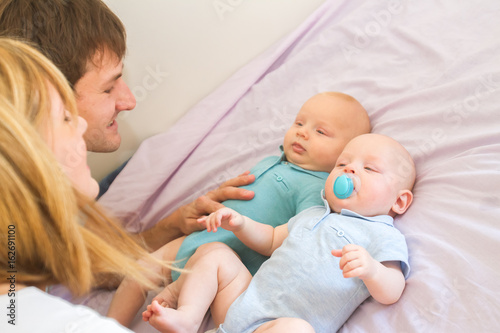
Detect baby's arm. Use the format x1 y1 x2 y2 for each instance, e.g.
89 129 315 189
332 244 405 305
199 207 288 256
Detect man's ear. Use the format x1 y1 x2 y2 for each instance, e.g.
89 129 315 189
391 190 413 215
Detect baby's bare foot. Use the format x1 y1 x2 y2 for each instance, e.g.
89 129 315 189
153 280 181 309
142 301 166 322
148 300 200 333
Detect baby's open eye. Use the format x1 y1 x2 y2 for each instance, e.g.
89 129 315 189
317 129 325 135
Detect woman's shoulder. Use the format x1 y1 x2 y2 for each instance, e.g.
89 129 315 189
0 287 132 332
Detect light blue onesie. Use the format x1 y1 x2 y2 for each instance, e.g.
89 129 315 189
218 197 410 333
172 148 329 280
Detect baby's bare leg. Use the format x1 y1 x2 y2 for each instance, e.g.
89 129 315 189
107 236 185 327
254 318 315 333
147 242 251 333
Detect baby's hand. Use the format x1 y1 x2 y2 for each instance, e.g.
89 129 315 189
197 213 220 232
331 244 377 280
197 207 245 232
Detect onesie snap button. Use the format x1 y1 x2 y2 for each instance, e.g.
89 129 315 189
337 230 345 237
276 176 283 181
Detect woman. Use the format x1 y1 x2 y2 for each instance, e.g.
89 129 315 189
0 38 171 331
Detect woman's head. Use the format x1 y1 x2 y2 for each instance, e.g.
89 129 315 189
0 99 167 295
0 37 98 197
0 101 91 292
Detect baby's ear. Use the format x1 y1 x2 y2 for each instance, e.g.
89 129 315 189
391 190 413 215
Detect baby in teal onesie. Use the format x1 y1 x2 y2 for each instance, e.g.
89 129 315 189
108 91 371 328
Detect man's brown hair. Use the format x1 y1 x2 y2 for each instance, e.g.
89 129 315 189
0 0 126 87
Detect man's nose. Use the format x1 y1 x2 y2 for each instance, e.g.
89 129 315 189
116 79 137 111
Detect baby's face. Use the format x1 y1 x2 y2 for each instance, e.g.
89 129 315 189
283 94 368 172
325 134 414 217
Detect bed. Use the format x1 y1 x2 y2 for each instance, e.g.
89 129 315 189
86 0 500 331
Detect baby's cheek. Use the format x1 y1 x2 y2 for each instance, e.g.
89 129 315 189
326 193 344 214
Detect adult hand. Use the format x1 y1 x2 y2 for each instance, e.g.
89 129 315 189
177 171 255 235
141 172 255 250
207 170 256 203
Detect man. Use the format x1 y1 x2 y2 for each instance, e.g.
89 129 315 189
0 0 254 250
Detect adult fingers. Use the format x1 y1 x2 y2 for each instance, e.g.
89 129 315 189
206 173 256 202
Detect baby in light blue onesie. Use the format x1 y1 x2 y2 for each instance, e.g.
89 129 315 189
219 201 410 333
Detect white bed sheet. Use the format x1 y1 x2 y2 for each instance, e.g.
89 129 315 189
95 1 500 331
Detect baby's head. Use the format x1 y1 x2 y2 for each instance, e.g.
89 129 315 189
283 92 370 172
325 133 416 217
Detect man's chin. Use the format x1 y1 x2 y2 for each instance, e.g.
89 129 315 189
92 145 120 153
85 134 121 153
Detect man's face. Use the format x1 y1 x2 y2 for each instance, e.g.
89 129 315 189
74 50 136 152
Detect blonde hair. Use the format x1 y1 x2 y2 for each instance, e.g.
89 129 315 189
0 0 126 86
0 38 169 296
0 37 78 132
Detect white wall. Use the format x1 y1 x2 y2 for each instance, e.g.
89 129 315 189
92 0 326 180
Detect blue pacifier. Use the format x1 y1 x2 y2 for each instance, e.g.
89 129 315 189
333 173 356 199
